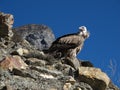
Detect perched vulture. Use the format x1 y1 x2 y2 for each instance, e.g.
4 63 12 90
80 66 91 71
49 26 90 59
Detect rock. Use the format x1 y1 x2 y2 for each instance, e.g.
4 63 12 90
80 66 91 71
12 48 29 56
63 83 72 90
13 24 55 50
63 79 92 90
12 55 28 69
0 12 14 40
55 63 75 76
30 66 63 78
0 68 12 90
78 82 93 90
1 85 13 90
0 55 28 71
62 58 81 70
0 12 119 90
25 58 46 67
80 60 94 67
77 67 110 90
106 81 120 90
66 76 76 85
0 48 7 61
16 48 23 56
74 87 82 90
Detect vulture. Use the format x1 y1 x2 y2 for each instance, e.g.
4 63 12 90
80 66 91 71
49 26 90 59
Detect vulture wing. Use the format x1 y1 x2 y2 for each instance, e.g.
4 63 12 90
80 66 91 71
49 33 84 51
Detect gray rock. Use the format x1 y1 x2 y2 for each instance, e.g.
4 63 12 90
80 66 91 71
63 58 81 70
78 82 93 90
13 24 55 50
0 12 119 90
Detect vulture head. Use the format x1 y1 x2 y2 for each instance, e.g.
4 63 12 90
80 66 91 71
78 26 90 39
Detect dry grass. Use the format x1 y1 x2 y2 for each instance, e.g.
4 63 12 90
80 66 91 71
108 59 120 88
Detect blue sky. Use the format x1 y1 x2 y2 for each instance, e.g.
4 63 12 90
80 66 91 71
0 0 120 87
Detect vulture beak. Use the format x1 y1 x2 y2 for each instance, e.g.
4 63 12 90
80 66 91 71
79 26 87 31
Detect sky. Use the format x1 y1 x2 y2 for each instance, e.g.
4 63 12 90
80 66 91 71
0 0 120 87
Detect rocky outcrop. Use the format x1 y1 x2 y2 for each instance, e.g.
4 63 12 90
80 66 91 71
0 12 119 90
77 67 110 90
13 24 55 50
0 12 14 40
0 12 14 61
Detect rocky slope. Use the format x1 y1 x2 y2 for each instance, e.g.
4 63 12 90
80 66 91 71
0 12 119 90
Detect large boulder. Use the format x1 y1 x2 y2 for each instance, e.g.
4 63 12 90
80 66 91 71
77 67 110 90
0 55 28 71
13 24 55 50
0 12 14 40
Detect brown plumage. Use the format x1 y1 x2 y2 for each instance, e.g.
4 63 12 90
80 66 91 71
49 26 90 59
